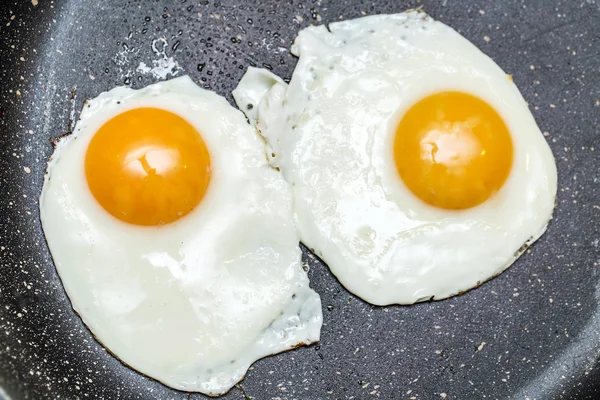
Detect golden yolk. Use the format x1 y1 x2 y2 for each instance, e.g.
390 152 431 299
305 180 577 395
393 91 513 210
85 108 211 226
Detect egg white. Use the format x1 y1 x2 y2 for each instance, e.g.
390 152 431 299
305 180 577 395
233 12 557 305
40 76 322 394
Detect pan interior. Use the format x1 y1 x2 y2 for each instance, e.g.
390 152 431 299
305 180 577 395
0 1 599 399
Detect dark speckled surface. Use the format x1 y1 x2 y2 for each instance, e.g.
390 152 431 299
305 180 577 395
0 0 599 399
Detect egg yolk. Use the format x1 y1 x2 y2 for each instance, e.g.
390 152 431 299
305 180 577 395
85 107 211 226
393 91 513 210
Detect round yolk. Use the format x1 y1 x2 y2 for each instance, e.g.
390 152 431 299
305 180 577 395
85 107 211 226
393 91 513 210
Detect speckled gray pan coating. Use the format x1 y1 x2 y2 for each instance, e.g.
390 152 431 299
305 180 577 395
0 0 599 399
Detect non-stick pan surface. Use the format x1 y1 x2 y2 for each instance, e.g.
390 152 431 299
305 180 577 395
1 0 599 399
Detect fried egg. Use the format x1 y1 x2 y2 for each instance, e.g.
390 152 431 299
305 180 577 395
233 12 557 305
40 76 322 395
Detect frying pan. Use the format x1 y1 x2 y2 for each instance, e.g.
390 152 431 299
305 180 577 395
1 0 599 399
